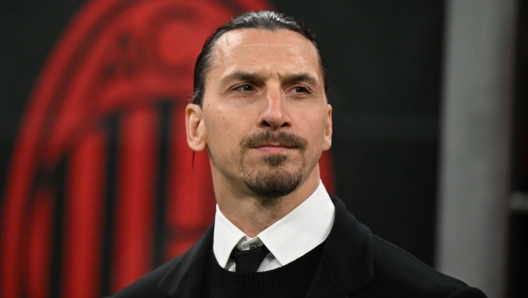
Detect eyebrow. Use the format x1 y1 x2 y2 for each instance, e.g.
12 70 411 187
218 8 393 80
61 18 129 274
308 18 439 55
219 71 266 87
219 71 319 87
280 73 319 87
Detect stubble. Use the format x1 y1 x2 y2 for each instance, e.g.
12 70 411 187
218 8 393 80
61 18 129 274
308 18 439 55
239 131 308 202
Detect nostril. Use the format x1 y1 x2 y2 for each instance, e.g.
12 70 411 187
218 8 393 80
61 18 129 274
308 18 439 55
259 119 290 130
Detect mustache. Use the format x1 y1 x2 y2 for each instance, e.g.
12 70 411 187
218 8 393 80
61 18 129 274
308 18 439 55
241 131 308 150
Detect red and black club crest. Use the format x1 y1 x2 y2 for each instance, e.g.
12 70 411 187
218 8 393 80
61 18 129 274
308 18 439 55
0 1 334 297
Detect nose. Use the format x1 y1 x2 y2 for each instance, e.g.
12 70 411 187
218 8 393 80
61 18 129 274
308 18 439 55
259 88 291 130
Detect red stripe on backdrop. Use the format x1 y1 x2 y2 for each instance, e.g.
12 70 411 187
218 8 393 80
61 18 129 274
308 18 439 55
0 150 33 298
112 109 157 291
27 189 53 298
320 152 336 195
62 130 107 298
165 105 215 259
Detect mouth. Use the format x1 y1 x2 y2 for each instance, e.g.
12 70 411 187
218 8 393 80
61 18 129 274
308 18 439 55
252 143 295 153
253 142 295 148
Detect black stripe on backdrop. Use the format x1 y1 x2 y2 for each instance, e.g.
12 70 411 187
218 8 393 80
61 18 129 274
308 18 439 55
153 101 172 268
100 114 120 296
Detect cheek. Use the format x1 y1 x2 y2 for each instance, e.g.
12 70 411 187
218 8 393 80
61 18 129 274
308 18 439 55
302 112 327 138
204 112 247 151
301 115 330 155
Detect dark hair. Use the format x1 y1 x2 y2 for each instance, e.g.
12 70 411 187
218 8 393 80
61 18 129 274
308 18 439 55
191 10 329 106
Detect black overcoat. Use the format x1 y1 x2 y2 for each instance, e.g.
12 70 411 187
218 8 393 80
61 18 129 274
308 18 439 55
108 197 487 298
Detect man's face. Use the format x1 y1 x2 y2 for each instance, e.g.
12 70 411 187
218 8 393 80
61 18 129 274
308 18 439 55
187 28 332 199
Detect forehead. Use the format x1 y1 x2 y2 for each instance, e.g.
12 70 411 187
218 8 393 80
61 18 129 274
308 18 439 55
208 28 322 79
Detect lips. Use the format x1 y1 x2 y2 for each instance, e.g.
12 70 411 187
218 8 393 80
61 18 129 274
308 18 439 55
252 144 294 153
253 143 295 149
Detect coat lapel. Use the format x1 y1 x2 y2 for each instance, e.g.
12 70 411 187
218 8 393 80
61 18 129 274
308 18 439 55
306 197 375 298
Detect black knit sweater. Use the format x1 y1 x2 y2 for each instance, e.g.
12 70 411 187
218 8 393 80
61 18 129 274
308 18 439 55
201 242 325 298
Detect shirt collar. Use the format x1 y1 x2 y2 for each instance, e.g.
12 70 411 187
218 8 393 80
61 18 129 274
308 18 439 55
213 180 335 268
213 204 247 268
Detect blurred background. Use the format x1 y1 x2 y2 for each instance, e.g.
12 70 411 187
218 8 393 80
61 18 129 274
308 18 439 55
0 0 525 297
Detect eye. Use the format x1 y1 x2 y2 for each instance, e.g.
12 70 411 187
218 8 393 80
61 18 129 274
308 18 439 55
233 84 256 92
289 86 310 94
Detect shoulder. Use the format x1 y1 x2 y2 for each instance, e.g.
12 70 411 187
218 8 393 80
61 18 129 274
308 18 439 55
364 235 487 298
104 255 185 298
105 224 214 297
328 196 486 297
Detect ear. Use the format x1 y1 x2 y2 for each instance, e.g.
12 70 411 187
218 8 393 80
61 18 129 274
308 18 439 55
322 104 332 151
185 103 207 151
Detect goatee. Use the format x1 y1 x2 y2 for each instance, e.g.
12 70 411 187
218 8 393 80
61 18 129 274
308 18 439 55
239 131 307 200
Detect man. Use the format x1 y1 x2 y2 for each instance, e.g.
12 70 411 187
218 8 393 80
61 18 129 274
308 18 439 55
109 10 487 298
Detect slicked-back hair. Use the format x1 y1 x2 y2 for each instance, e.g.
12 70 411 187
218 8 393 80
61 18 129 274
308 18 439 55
191 10 329 106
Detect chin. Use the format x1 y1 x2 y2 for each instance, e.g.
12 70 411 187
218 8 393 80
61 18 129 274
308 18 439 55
242 167 303 200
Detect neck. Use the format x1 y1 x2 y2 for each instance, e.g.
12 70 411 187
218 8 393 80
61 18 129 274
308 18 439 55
215 167 321 237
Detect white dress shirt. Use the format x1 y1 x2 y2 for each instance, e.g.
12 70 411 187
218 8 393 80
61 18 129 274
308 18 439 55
213 180 335 272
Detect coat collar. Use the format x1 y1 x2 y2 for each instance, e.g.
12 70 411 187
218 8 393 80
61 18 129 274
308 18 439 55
306 196 375 297
157 196 375 298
